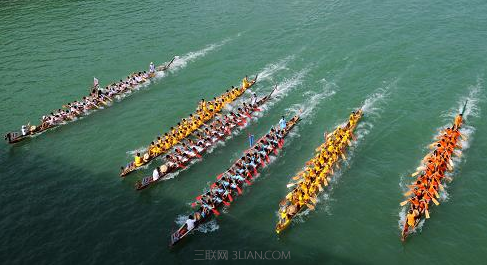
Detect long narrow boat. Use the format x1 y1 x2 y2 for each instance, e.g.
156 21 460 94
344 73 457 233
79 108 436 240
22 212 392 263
169 115 300 247
399 103 466 241
4 57 176 144
120 75 258 177
135 86 277 190
275 110 363 234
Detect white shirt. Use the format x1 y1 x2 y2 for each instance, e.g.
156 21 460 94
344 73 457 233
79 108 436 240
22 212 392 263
21 126 28 135
152 169 160 181
186 218 196 230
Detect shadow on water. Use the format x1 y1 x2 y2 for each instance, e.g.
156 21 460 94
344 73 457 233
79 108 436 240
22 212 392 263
0 149 183 265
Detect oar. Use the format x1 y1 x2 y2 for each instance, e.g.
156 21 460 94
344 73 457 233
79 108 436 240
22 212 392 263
309 196 317 204
306 203 315 210
323 178 329 187
341 153 346 160
400 199 410 207
404 190 413 197
426 191 440 206
433 188 440 199
425 209 430 219
315 144 325 152
411 171 420 177
286 182 298 188
211 208 221 216
292 171 304 180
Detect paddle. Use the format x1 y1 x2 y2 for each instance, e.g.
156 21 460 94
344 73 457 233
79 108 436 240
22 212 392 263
306 203 315 210
425 209 430 219
400 199 410 207
426 191 440 206
286 182 298 188
212 208 221 216
433 188 440 199
315 143 326 152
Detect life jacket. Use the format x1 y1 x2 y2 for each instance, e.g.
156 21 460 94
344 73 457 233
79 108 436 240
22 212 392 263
134 156 143 166
407 213 416 226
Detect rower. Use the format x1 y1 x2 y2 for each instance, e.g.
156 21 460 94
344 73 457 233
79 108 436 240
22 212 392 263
134 152 143 167
149 62 155 73
152 167 161 181
185 215 197 231
406 209 416 228
454 114 463 130
21 125 28 136
251 93 258 105
242 76 250 89
279 116 286 130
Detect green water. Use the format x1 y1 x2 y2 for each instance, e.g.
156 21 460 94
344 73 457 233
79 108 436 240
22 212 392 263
1 0 487 264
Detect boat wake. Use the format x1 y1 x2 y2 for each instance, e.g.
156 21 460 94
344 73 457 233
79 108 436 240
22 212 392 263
285 76 338 123
255 55 295 83
169 38 231 72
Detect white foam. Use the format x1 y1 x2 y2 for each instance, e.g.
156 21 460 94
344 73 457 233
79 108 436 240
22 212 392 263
127 146 148 155
285 76 338 121
255 55 294 82
443 77 484 120
169 38 231 72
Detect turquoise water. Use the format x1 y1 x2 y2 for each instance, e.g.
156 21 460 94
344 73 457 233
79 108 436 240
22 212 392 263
1 0 487 264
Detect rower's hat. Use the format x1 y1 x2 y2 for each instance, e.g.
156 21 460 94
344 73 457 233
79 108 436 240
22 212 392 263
160 165 168 173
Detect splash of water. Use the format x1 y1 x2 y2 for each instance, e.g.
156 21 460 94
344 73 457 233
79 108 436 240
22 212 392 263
169 38 231 72
285 76 338 121
255 55 294 82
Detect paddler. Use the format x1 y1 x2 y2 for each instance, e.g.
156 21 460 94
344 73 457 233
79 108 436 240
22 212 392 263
152 166 161 181
134 152 143 167
149 62 155 73
406 209 417 228
279 116 286 130
21 125 28 136
242 76 250 89
454 114 463 130
185 215 197 231
251 93 258 105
